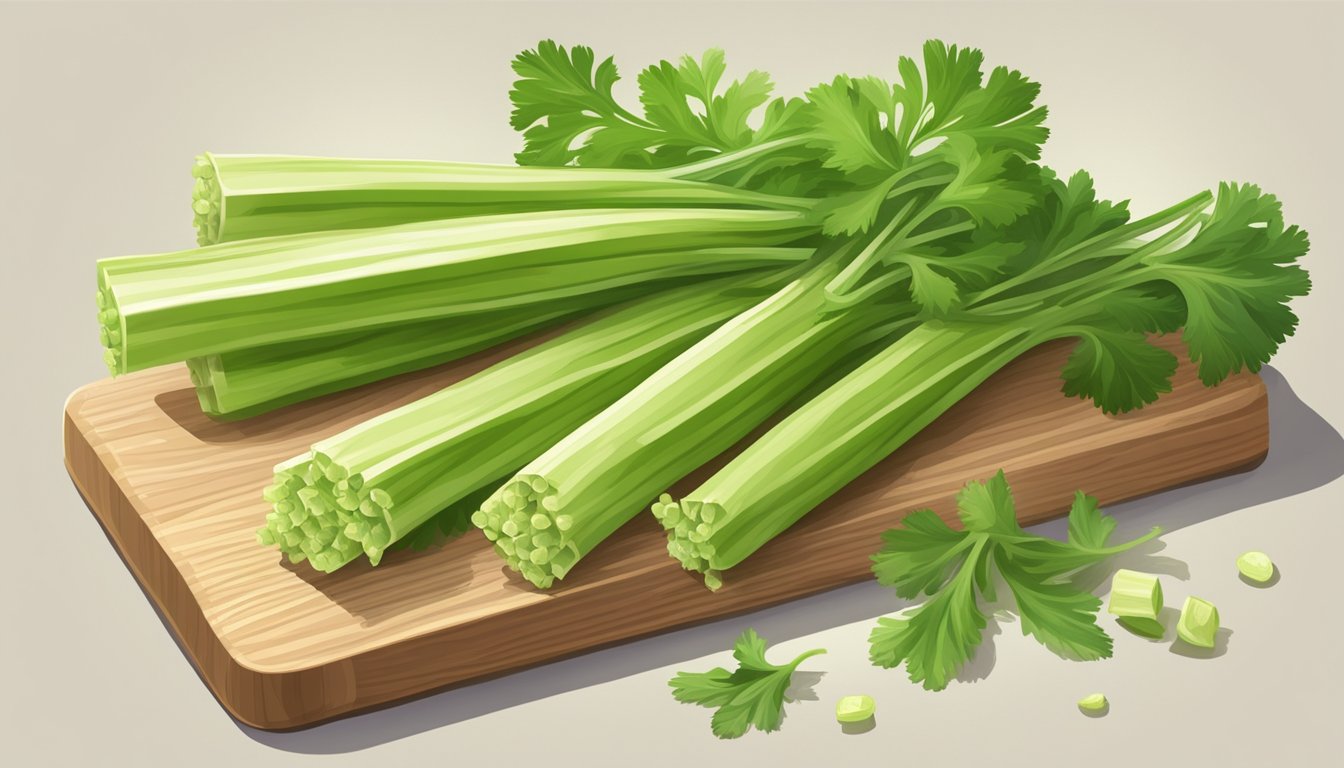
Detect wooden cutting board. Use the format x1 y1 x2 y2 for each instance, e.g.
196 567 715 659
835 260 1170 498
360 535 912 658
63 333 1268 730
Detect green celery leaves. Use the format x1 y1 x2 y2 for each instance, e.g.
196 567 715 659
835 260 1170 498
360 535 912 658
869 472 1161 690
669 629 826 739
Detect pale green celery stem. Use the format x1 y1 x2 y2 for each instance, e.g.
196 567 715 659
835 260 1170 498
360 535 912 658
194 152 817 244
476 254 911 588
259 272 788 572
660 135 817 184
191 308 574 420
825 208 910 299
98 208 815 374
188 275 687 419
677 320 1045 578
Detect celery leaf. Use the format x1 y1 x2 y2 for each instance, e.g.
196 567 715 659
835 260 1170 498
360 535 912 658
870 473 1161 689
637 49 773 161
1064 491 1113 550
998 556 1113 660
1059 328 1178 414
955 469 1022 535
869 561 987 691
871 509 971 598
1148 182 1312 385
511 41 811 173
509 40 645 166
669 629 825 739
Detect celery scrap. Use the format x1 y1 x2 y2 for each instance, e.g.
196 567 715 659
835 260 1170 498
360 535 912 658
1236 551 1275 583
1077 693 1108 714
1108 569 1165 638
835 695 876 723
1176 596 1220 648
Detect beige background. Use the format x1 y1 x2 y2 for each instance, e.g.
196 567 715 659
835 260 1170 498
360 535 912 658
3 1 1341 764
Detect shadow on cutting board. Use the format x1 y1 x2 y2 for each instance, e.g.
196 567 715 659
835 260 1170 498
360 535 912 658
239 366 1341 753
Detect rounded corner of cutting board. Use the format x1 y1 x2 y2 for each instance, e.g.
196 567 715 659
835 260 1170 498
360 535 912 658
62 381 100 425
211 656 363 732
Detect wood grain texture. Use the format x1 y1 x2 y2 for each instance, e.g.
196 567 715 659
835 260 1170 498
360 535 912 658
63 333 1268 730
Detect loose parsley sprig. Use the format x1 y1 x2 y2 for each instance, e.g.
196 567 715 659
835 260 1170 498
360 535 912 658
868 471 1161 691
669 629 826 739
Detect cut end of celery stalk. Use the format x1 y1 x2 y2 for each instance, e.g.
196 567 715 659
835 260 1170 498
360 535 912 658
1176 596 1220 648
191 153 223 246
256 451 395 572
1108 569 1164 637
184 356 220 414
652 493 726 590
95 284 125 375
472 475 578 588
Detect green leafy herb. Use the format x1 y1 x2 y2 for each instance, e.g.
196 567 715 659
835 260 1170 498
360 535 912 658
669 629 825 739
867 472 1161 691
509 40 811 173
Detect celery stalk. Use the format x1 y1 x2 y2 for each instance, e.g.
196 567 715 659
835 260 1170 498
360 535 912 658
187 306 574 419
473 250 915 588
186 276 677 419
97 207 815 374
191 153 814 244
259 272 790 572
661 320 1040 587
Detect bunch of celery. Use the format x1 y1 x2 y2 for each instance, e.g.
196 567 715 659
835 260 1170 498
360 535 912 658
95 36 1307 585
